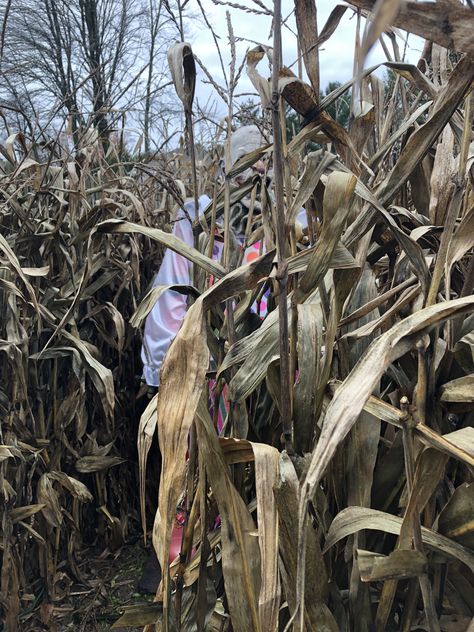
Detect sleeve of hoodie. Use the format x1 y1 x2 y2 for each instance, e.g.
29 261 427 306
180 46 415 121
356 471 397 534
141 197 209 386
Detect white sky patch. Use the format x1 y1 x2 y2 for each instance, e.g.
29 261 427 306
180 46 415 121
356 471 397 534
187 0 424 117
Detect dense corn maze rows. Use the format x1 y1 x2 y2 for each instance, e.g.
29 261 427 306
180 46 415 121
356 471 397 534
1 0 474 630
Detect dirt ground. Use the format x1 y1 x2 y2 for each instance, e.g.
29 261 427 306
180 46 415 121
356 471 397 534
19 541 155 631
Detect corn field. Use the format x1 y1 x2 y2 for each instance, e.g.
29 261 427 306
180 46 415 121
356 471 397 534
1 0 474 630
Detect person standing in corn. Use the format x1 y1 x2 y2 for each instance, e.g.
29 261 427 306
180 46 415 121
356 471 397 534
137 124 273 593
141 124 271 391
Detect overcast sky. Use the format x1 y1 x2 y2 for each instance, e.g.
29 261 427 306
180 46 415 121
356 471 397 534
187 0 424 116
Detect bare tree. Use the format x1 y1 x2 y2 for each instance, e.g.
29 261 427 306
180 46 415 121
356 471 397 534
0 0 194 152
0 0 144 146
143 0 164 154
1 0 81 138
76 0 141 145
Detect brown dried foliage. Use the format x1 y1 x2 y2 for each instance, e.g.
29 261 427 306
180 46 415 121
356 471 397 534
2 1 474 631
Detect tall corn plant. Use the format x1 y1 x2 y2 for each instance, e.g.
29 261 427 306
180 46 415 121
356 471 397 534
111 1 474 631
